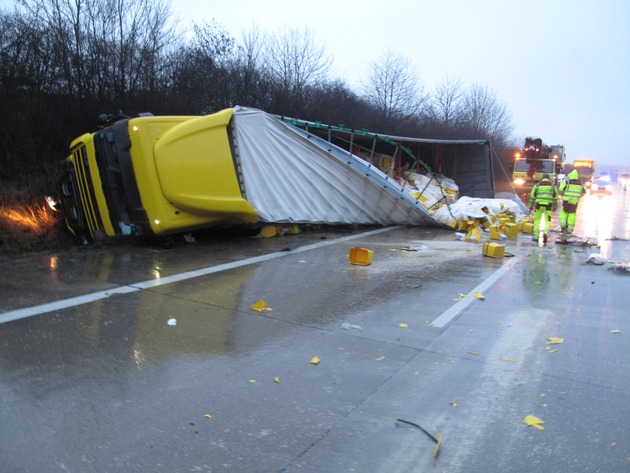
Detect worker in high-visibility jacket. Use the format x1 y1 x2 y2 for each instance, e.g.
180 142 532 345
529 174 558 244
558 169 587 240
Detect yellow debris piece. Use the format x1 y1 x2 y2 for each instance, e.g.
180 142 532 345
501 357 518 363
523 415 545 430
474 292 485 300
546 337 564 345
611 329 622 334
375 356 385 361
274 377 281 384
463 226 482 242
433 433 443 457
450 402 458 407
251 299 272 312
310 356 320 365
454 293 466 301
399 323 409 328
249 379 256 383
468 351 479 355
203 414 212 419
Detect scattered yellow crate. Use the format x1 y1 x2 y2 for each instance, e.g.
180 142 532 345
521 222 534 234
348 247 373 265
483 242 505 258
260 225 278 238
504 223 519 238
489 226 501 240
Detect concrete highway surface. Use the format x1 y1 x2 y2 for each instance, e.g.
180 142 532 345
1 184 629 472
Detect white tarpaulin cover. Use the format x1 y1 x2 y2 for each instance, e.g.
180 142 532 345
233 106 444 227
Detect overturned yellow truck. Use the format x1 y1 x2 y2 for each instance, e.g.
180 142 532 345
58 106 495 242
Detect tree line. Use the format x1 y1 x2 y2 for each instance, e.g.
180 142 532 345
0 0 515 192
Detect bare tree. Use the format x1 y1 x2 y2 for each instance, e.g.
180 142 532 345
229 24 273 109
260 25 332 114
425 76 464 128
361 49 425 122
460 83 513 145
13 0 178 100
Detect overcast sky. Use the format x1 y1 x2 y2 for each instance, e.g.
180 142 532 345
172 0 629 170
2 0 628 169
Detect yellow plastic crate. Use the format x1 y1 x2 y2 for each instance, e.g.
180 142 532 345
483 242 505 258
489 226 501 240
521 222 534 234
348 247 373 265
504 223 519 238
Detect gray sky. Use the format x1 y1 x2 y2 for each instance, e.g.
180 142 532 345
2 0 628 169
173 0 629 170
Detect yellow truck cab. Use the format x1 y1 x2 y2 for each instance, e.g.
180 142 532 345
58 109 258 241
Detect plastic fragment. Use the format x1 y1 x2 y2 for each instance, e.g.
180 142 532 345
611 329 622 334
249 379 256 383
375 356 385 361
450 402 458 407
523 415 545 430
203 414 212 419
501 357 518 362
433 433 443 457
546 337 564 345
310 356 320 365
468 351 479 355
399 323 409 328
167 318 177 326
474 292 485 300
251 299 272 312
587 253 606 265
341 322 362 330
274 377 281 384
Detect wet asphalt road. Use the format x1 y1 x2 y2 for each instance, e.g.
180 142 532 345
1 186 630 473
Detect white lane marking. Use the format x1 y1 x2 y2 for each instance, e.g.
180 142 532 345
0 226 398 324
431 257 521 329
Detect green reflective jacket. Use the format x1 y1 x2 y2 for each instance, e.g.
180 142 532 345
530 179 558 206
559 179 586 204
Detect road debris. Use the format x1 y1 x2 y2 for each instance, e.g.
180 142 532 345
609 263 630 274
523 415 545 430
396 418 442 457
251 299 272 312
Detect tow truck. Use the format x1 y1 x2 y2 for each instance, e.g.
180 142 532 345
511 138 565 200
